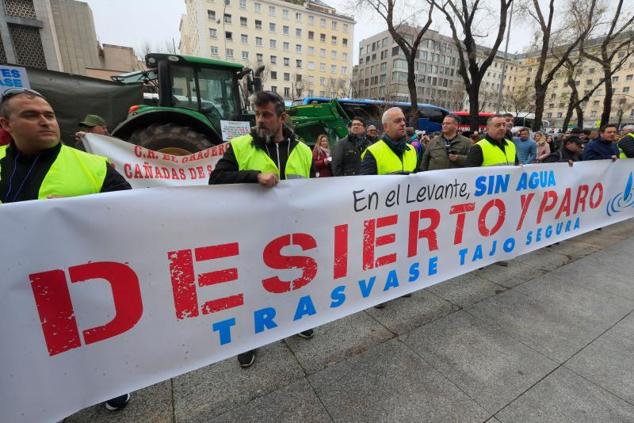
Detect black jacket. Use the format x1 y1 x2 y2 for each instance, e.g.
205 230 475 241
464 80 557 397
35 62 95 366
209 127 314 184
331 134 371 176
542 147 581 163
618 133 634 158
0 142 130 203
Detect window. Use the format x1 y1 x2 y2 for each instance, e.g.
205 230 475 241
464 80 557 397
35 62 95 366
308 15 314 25
320 33 326 43
308 61 316 70
392 46 399 56
271 86 277 93
225 48 233 58
320 77 326 85
320 63 326 71
284 87 290 97
296 28 302 37
331 50 336 59
283 25 289 35
296 59 303 68
239 0 246 8
331 36 337 45
284 57 290 66
343 52 348 61
209 28 217 38
296 74 302 82
283 9 289 19
254 2 261 13
296 44 302 53
344 23 349 32
308 46 315 55
207 10 216 20
269 22 276 32
255 20 262 30
342 38 348 47
225 31 233 41
627 74 633 81
270 55 277 64
341 66 348 74
224 13 231 24
256 37 263 46
211 46 219 56
270 39 277 49
284 72 290 81
320 18 326 27
240 17 247 26
308 31 314 40
241 34 248 44
332 21 337 30
624 87 631 93
257 53 263 62
613 76 619 83
269 6 275 16
320 48 326 57
283 42 289 51
296 12 302 22
586 79 593 85
271 71 277 80
242 51 248 60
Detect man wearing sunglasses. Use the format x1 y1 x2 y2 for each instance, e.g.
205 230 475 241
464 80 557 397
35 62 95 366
0 88 130 203
0 88 132 411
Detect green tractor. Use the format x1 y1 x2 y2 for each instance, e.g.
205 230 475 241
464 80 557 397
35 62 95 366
112 53 263 155
112 53 350 154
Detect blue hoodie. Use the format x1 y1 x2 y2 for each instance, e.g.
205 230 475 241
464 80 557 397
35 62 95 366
582 138 618 160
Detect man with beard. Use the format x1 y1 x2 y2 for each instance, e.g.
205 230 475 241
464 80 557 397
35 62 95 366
209 91 315 368
332 116 370 176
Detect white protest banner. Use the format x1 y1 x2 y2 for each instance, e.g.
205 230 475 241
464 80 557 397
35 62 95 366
0 65 30 95
220 120 251 141
1 161 634 422
82 134 228 188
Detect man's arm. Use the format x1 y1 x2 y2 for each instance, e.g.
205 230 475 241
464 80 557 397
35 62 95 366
581 143 600 161
331 139 345 176
209 144 260 184
527 142 537 163
464 144 484 167
359 151 378 175
101 164 132 192
420 139 432 171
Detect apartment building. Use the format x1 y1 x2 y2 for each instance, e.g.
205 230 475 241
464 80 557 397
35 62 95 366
180 0 355 100
0 0 138 77
512 34 634 128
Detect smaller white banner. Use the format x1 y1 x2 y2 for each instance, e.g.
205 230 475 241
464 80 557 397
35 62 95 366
220 120 251 141
82 134 227 188
0 65 30 95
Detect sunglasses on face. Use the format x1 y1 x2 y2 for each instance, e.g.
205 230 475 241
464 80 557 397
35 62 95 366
0 88 46 104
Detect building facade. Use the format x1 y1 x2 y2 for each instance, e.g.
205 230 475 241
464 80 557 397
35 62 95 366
354 27 465 111
179 0 355 100
0 0 138 77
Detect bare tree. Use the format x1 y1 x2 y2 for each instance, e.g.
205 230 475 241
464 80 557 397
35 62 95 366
561 57 584 131
581 0 634 126
353 0 434 124
430 0 513 132
518 0 596 131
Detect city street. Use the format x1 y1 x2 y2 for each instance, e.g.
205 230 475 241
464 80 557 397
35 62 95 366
67 218 634 422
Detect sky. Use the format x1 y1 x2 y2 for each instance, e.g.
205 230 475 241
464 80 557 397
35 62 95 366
84 0 531 63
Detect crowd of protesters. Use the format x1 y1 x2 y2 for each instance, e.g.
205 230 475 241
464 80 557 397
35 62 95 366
315 110 634 176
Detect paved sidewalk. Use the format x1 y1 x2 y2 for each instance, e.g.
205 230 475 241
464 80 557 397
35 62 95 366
68 219 634 423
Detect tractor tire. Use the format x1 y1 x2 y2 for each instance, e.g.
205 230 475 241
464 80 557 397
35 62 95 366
129 123 215 155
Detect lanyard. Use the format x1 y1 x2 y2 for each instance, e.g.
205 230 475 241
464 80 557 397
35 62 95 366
4 152 41 203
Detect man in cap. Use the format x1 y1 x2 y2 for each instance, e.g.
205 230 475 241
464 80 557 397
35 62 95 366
75 114 109 142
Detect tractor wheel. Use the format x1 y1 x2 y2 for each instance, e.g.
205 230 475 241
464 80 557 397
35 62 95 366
129 123 215 156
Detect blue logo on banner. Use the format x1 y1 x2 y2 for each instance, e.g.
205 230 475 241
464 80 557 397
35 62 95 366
606 172 634 216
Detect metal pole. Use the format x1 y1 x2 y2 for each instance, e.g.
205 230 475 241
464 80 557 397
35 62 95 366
496 0 514 114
